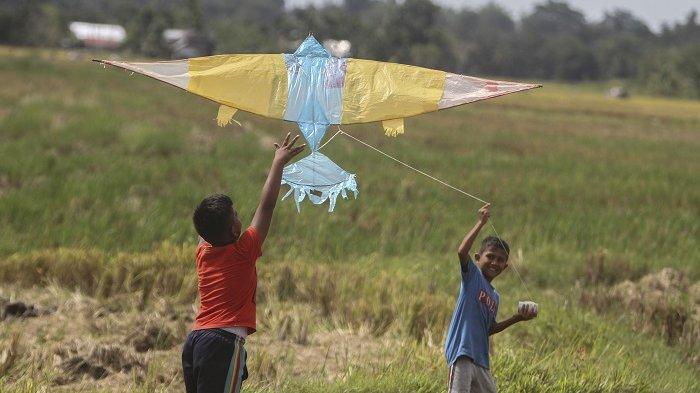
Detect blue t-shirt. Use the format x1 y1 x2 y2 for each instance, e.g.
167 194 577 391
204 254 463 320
444 257 500 369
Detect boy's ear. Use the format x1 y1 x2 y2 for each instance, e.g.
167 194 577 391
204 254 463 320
474 253 480 261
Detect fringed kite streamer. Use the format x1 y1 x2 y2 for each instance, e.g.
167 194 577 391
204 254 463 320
281 151 357 212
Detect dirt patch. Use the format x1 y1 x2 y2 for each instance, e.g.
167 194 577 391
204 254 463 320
3 301 38 318
580 268 699 365
56 356 109 384
90 344 144 372
0 175 20 197
1 300 55 320
54 342 145 385
128 321 179 352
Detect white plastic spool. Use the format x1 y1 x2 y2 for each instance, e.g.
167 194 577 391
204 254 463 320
518 301 539 316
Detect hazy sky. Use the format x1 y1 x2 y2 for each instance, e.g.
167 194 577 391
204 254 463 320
286 0 698 31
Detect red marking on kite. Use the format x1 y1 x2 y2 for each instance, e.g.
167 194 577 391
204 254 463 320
485 83 499 92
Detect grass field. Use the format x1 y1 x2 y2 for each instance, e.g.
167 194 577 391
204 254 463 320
0 46 698 392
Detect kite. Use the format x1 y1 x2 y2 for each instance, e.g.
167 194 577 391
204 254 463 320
96 35 540 212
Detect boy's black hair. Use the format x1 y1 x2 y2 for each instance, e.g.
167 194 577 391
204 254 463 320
479 236 510 258
193 194 234 245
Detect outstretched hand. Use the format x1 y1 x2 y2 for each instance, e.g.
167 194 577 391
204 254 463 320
478 203 491 224
273 132 306 165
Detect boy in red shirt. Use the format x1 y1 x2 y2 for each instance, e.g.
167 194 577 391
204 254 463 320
182 133 305 393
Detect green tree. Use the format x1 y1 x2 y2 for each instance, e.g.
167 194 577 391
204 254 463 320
596 35 645 79
379 0 456 69
519 1 597 79
0 0 65 46
641 44 700 98
593 10 653 79
126 5 173 57
597 9 653 38
521 0 588 38
463 4 517 75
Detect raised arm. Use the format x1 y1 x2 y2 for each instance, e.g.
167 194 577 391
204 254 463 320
251 132 305 243
457 203 491 267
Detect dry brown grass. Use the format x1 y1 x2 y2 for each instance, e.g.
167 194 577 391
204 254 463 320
580 267 700 366
576 249 649 286
0 282 419 392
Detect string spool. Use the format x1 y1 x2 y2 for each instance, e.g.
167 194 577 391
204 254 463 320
517 301 538 316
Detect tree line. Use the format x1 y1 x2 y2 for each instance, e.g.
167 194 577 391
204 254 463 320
1 0 699 98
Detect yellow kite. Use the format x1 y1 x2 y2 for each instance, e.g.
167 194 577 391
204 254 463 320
97 35 539 211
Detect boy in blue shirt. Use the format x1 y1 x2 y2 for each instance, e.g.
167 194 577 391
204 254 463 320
445 204 538 393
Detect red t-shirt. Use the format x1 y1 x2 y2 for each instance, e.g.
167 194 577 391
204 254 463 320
193 226 262 333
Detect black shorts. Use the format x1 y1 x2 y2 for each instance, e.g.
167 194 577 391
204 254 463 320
182 328 248 393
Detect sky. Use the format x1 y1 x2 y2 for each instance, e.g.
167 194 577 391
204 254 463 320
286 0 698 31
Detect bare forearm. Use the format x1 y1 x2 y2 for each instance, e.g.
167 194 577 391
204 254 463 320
251 132 305 243
251 159 285 242
458 220 486 260
490 314 522 335
259 160 285 210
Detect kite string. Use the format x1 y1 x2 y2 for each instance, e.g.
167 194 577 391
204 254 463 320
319 129 342 150
335 126 535 300
335 127 489 205
488 221 533 300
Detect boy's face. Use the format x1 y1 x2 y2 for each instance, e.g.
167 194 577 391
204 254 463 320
474 246 509 282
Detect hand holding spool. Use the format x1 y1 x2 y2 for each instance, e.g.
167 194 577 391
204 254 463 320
517 301 538 320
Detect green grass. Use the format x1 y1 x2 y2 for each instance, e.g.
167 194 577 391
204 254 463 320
0 47 698 392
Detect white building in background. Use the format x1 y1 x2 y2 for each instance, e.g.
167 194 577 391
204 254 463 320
162 29 212 59
163 29 188 43
69 22 126 49
323 39 351 57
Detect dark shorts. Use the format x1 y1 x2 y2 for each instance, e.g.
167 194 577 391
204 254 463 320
182 328 248 393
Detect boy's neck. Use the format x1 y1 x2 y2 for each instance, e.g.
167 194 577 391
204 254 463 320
210 233 240 247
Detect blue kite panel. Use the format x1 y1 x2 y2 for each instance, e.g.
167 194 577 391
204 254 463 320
280 36 357 213
283 36 346 151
